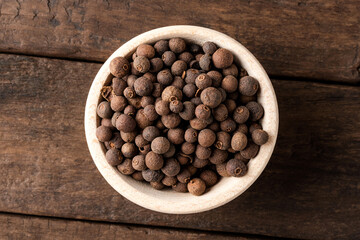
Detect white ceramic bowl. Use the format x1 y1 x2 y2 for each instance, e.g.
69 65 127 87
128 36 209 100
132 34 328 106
85 25 279 214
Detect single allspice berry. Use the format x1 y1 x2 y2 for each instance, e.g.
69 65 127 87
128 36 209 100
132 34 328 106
187 178 206 196
213 104 228 122
195 73 212 90
221 75 238 93
112 77 127 96
252 129 269 145
116 114 136 133
198 129 216 147
161 86 183 102
181 142 196 155
177 169 191 183
133 76 153 96
241 142 260 159
101 118 115 130
189 118 208 131
195 145 212 160
246 101 264 121
192 157 209 168
171 60 187 76
183 83 197 98
136 44 155 58
202 41 217 54
142 169 164 182
233 106 250 124
207 70 223 87
142 126 160 142
179 101 195 120
200 170 218 187
120 131 137 143
117 159 135 175
172 182 188 193
195 104 211 120
169 38 186 53
132 171 144 181
154 40 169 55
97 101 113 119
178 52 194 64
107 132 124 149
185 69 200 84
209 149 228 164
110 95 127 112
96 126 112 142
140 96 155 108
169 100 183 113
109 57 130 78
167 128 185 145
161 113 182 129
200 87 222 108
249 122 263 134
150 181 165 190
161 158 181 177
135 134 149 148
121 143 138 158
145 151 164 170
133 56 150 73
222 64 239 77
216 162 231 177
220 118 236 132
157 69 173 85
162 51 177 67
199 53 212 71
239 76 259 96
231 132 248 151
151 137 171 155
226 159 248 177
105 148 123 166
123 87 136 99
215 131 231 150
212 48 233 69
155 100 170 116
132 154 146 171
162 175 177 186
184 128 198 143
143 104 159 121
135 109 153 129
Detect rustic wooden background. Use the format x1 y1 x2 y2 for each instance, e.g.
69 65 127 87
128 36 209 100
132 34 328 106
0 1 359 239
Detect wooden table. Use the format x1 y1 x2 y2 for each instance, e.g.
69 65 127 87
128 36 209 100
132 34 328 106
0 1 359 239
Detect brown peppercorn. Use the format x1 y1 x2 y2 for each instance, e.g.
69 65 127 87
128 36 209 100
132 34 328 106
132 171 144 181
172 182 188 192
169 100 183 113
108 132 124 149
249 122 262 134
215 131 231 150
200 170 218 187
184 128 198 143
157 69 173 85
128 97 142 109
110 57 130 78
121 143 137 158
181 142 196 155
142 169 164 182
231 132 248 151
241 142 260 159
202 41 217 54
150 181 164 190
252 129 269 145
132 154 146 171
162 86 183 102
221 75 238 93
195 104 211 120
208 122 220 132
218 88 227 102
123 87 136 99
155 119 165 130
234 152 249 164
183 83 197 98
163 144 176 158
139 144 151 155
237 124 249 135
152 83 163 98
213 104 228 122
233 106 250 124
133 56 150 73
239 76 259 96
178 51 194 64
127 75 137 87
133 76 153 96
222 64 238 77
209 149 228 164
187 178 206 196
220 118 236 132
97 101 113 119
143 72 156 82
110 96 127 112
167 128 185 145
246 101 264 121
195 74 212 90
191 96 202 105
151 137 171 154
177 169 191 183
212 48 233 69
169 38 186 53
145 151 164 170
149 57 164 73
142 126 160 142
189 118 208 130
207 70 223 87
136 44 155 59
161 113 181 129
112 77 127 96
143 105 158 121
120 131 137 143
199 53 212 71
162 175 177 186
216 162 231 177
105 148 123 166
185 69 200 84
161 158 181 177
140 96 155 108
96 126 112 142
170 76 184 89
192 157 209 168
226 159 248 177
154 40 169 55
200 87 222 108
101 118 115 130
135 109 153 129
198 129 216 147
171 60 187 76
224 99 236 113
117 159 135 175
131 62 141 76
155 100 170 116
195 145 211 160
162 51 176 67
135 134 149 148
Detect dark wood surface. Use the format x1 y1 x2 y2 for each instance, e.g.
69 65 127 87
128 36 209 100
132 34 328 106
0 0 359 83
1 1 360 239
0 54 359 240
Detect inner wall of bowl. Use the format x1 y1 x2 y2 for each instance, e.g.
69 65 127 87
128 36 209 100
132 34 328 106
89 26 278 214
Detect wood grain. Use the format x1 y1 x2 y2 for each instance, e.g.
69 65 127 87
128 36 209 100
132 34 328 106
0 213 265 240
0 0 359 83
0 54 359 240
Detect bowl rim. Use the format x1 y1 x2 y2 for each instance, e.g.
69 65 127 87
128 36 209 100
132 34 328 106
85 25 279 214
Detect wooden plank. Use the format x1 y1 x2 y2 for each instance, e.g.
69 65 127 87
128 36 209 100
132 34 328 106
0 54 360 240
0 0 359 83
0 213 264 240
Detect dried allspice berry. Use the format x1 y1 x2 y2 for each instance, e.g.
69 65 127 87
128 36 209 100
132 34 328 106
181 142 196 155
134 56 151 74
172 182 188 192
162 176 177 186
157 69 173 85
215 131 231 150
162 51 177 67
154 40 169 55
177 169 191 183
179 101 195 120
163 144 176 158
213 104 228 122
184 128 198 143
143 104 158 121
155 100 170 116
117 159 135 175
169 100 183 113
241 142 260 159
132 154 146 171
135 109 153 129
220 118 236 132
207 70 223 87
116 114 136 133
246 101 264 121
108 132 124 149
192 157 209 168
105 148 123 166
195 145 212 159
167 128 185 145
233 106 250 124
101 118 115 130
142 169 164 182
195 104 211 120
183 83 197 98
97 101 113 119
110 96 127 112
110 57 130 78
216 162 231 177
185 69 200 84
195 74 212 90
133 76 153 96
121 143 138 158
187 178 206 196
162 86 183 102
96 126 112 142
161 158 181 177
202 41 217 54
231 132 248 151
200 170 218 187
252 129 269 145
136 44 155 59
145 151 164 170
198 129 216 147
221 75 238 93
178 52 194 64
123 87 136 99
132 171 144 181
212 48 233 69
171 60 187 76
142 126 160 142
209 149 228 164
120 131 137 143
161 113 181 129
140 96 155 108
222 64 238 77
189 118 208 130
150 181 164 190
112 77 127 96
249 122 263 134
199 53 212 71
169 38 186 53
239 76 259 96
226 159 247 177
135 134 149 148
200 87 222 108
151 137 171 154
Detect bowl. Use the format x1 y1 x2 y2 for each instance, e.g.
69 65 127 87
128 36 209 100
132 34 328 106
84 25 279 214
